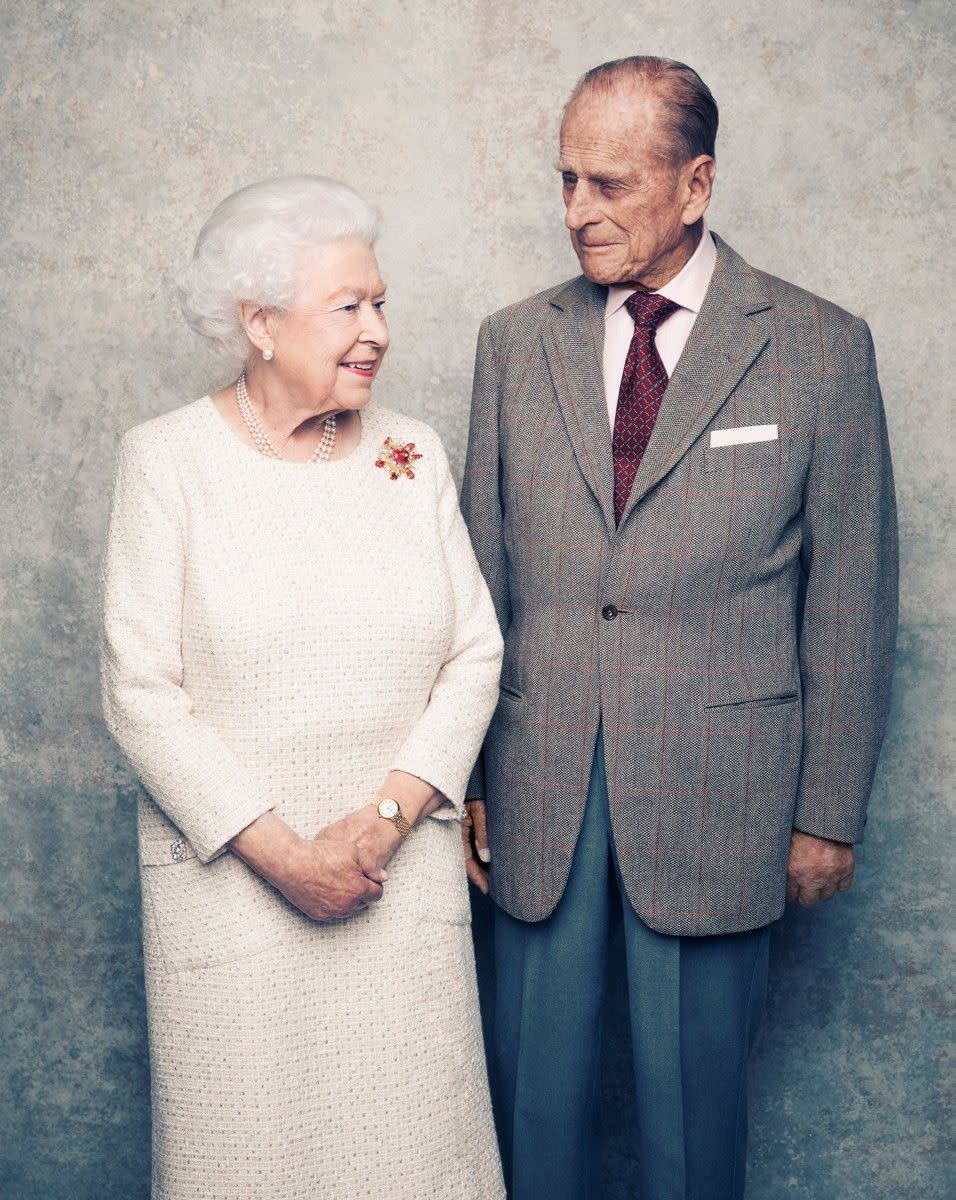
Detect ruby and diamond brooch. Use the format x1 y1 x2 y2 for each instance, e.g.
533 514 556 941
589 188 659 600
375 437 423 480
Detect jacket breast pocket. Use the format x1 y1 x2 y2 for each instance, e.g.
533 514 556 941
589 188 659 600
702 434 791 472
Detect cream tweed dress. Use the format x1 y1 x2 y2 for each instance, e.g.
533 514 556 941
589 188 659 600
101 396 506 1200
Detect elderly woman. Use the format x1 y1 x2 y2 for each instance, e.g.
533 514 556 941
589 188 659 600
100 175 506 1199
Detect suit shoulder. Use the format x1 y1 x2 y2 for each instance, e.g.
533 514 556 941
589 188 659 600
754 268 868 341
757 269 877 382
481 276 582 342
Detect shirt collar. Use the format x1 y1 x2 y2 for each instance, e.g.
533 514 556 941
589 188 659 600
605 221 717 320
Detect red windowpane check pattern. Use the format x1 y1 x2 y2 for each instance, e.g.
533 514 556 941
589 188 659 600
612 292 681 524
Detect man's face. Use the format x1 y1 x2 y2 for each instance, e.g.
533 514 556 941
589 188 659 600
558 86 704 289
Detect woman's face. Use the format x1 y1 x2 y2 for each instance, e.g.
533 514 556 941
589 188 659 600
267 238 389 413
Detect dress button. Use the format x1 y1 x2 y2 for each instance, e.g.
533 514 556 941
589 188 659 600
602 604 618 621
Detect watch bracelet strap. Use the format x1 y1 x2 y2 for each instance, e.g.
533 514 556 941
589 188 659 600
379 796 413 839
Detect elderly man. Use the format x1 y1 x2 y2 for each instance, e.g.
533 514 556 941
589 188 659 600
461 57 897 1200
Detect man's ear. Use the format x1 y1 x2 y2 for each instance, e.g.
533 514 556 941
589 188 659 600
682 155 715 225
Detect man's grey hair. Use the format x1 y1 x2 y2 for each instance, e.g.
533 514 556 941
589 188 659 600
177 175 381 368
566 56 719 166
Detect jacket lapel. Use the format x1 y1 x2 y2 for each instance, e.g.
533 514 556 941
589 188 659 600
616 235 774 528
542 276 617 533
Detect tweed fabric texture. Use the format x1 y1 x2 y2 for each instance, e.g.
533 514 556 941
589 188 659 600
462 233 899 935
101 397 505 1199
612 293 680 524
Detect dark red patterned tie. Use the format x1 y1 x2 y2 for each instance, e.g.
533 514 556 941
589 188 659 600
612 292 680 524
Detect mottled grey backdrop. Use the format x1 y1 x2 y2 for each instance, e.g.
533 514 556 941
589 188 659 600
1 1 952 1197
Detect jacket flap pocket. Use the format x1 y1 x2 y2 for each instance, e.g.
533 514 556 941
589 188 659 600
703 691 799 711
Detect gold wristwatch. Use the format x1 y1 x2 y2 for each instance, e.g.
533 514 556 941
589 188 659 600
377 797 412 839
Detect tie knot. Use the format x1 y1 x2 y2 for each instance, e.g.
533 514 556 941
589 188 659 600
624 291 680 331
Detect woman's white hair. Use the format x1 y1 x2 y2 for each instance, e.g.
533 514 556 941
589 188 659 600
177 175 381 368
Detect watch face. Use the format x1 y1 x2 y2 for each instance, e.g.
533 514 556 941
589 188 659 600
378 798 399 820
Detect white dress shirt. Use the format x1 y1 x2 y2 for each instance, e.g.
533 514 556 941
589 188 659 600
603 221 717 429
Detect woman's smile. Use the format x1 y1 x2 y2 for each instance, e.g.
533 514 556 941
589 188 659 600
340 358 376 377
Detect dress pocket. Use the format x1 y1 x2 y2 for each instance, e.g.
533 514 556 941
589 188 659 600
141 851 292 974
383 815 472 926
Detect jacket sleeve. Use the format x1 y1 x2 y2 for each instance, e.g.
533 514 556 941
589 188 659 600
100 429 275 863
792 317 899 843
389 432 504 818
459 316 513 800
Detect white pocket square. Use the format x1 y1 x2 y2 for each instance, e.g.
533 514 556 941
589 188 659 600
709 423 778 448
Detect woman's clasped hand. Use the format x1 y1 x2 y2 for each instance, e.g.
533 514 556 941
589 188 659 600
230 802 403 921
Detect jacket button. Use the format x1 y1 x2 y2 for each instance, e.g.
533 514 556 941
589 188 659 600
602 604 618 621
170 839 188 862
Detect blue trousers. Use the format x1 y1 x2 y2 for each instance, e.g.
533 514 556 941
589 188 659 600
492 729 770 1200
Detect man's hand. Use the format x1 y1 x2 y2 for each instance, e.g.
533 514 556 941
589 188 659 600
462 799 491 894
786 830 855 906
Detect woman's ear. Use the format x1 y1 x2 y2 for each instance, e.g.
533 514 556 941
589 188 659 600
238 300 275 357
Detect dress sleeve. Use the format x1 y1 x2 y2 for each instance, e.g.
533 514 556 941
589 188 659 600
100 429 275 862
389 433 504 818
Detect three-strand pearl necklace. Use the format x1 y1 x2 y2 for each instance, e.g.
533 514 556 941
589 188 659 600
236 372 337 463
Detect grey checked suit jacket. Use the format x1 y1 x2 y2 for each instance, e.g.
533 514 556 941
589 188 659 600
462 233 898 936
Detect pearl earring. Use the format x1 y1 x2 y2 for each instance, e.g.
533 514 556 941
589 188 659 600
262 346 274 361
